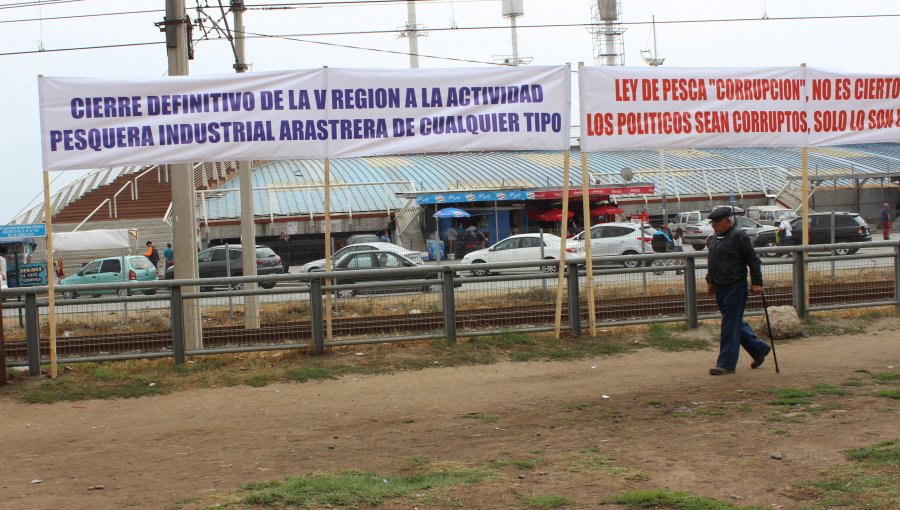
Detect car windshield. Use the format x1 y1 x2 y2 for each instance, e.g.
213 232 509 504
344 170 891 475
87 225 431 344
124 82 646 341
774 210 795 220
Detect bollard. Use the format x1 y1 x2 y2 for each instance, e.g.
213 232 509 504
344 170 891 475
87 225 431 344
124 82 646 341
310 278 325 355
170 285 185 365
566 261 581 336
25 292 40 376
684 256 698 329
441 267 457 346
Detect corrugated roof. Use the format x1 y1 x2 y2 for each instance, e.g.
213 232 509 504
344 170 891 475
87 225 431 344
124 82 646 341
196 144 900 220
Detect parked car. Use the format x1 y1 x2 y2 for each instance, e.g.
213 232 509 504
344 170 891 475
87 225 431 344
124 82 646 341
460 233 577 277
165 244 283 289
60 255 159 299
669 207 744 247
299 241 423 272
753 212 872 256
571 222 656 268
346 233 382 245
332 250 458 298
685 216 776 250
746 205 796 224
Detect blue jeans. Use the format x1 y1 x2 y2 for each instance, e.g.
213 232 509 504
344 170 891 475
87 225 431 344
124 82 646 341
714 285 770 370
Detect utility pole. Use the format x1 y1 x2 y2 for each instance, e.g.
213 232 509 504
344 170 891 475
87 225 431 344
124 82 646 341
163 0 202 349
400 0 422 68
232 0 260 329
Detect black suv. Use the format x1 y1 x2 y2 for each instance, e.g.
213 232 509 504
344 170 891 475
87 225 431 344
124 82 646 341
753 212 871 256
165 244 284 289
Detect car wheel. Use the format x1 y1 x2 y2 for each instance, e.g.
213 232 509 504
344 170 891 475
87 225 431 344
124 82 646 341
541 259 558 274
470 260 489 277
62 291 77 300
260 282 276 289
622 250 640 269
759 240 779 257
651 259 666 275
117 288 133 297
691 244 706 251
423 283 442 293
142 289 157 296
833 247 857 256
337 288 356 298
230 282 244 291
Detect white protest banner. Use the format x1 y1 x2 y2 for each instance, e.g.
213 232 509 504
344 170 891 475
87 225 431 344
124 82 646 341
38 66 570 171
806 69 900 147
579 66 807 151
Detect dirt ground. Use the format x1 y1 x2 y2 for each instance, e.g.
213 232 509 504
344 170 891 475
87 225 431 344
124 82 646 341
1 318 898 510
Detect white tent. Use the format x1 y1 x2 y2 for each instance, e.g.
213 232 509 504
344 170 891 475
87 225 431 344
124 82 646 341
52 229 137 252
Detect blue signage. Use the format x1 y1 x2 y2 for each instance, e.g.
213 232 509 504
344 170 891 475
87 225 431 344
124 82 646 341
17 262 48 287
0 223 47 238
416 190 533 205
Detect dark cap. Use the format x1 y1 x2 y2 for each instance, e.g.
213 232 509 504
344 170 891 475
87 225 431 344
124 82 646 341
707 207 735 221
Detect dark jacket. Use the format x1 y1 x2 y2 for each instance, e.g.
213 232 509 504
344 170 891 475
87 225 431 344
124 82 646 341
706 225 762 289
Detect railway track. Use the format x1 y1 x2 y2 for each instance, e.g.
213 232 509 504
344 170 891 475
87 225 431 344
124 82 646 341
3 281 893 361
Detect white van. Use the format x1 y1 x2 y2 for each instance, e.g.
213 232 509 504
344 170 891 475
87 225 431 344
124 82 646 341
746 205 796 225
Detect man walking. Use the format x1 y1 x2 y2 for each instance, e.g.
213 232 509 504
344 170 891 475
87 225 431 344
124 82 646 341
145 241 161 272
705 207 771 375
163 243 174 270
880 202 891 240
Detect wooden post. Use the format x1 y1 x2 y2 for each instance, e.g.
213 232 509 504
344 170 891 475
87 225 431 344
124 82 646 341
42 171 57 379
554 150 571 339
324 158 333 342
581 149 597 336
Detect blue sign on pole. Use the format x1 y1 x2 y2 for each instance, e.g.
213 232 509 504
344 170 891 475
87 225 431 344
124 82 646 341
0 223 47 238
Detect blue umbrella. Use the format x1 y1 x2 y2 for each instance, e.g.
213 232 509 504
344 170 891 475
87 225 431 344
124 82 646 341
433 207 471 219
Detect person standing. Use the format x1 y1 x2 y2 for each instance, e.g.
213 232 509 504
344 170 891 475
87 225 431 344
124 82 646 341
672 227 684 275
777 217 793 246
444 224 458 259
705 207 771 375
163 243 175 270
144 241 160 272
880 203 891 240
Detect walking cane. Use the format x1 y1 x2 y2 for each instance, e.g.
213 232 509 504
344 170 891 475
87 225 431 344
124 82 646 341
759 288 781 373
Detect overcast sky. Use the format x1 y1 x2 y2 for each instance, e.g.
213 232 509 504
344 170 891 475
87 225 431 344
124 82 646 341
1 0 898 223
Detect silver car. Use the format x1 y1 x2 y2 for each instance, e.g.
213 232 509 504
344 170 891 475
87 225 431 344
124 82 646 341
685 216 775 250
571 222 657 268
299 241 423 272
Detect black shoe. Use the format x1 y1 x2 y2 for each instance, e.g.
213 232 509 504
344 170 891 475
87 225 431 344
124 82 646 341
709 366 735 376
751 345 771 369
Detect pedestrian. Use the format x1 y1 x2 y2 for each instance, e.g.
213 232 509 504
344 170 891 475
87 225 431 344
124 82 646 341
163 243 174 270
444 224 458 258
777 216 793 246
705 207 771 376
276 232 292 271
651 225 673 254
880 202 891 240
380 229 391 243
672 227 684 275
144 241 160 271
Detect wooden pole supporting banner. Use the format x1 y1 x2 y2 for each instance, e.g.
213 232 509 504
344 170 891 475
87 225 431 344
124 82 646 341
324 158 333 342
554 150 571 339
42 171 57 379
581 150 597 337
801 63 810 308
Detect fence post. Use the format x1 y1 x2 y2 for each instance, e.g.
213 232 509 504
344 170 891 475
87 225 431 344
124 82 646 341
170 285 185 365
684 256 698 329
566 261 581 336
310 278 325 355
894 244 900 314
25 292 40 376
441 267 457 346
792 249 808 318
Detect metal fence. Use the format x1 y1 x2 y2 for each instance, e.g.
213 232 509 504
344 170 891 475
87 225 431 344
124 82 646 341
2 241 898 375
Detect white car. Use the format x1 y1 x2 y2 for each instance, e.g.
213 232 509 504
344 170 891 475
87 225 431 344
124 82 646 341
299 241 423 272
571 222 657 268
460 233 577 276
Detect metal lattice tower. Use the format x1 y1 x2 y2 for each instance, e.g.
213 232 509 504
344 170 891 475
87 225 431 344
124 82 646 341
589 0 625 66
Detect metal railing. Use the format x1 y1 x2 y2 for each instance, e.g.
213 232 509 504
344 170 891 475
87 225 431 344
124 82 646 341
3 241 898 374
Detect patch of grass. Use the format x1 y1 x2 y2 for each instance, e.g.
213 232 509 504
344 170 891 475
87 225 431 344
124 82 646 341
564 402 590 411
567 451 615 474
510 351 538 362
521 494 574 508
228 468 495 508
22 376 163 403
841 377 865 387
696 405 728 416
647 400 662 406
606 466 650 481
245 373 278 387
802 317 866 336
814 383 849 396
489 458 542 470
284 365 336 382
737 404 752 413
871 371 900 382
872 389 900 399
789 439 900 509
774 429 792 437
611 489 767 509
645 323 709 352
463 412 499 423
770 387 815 407
847 439 900 466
